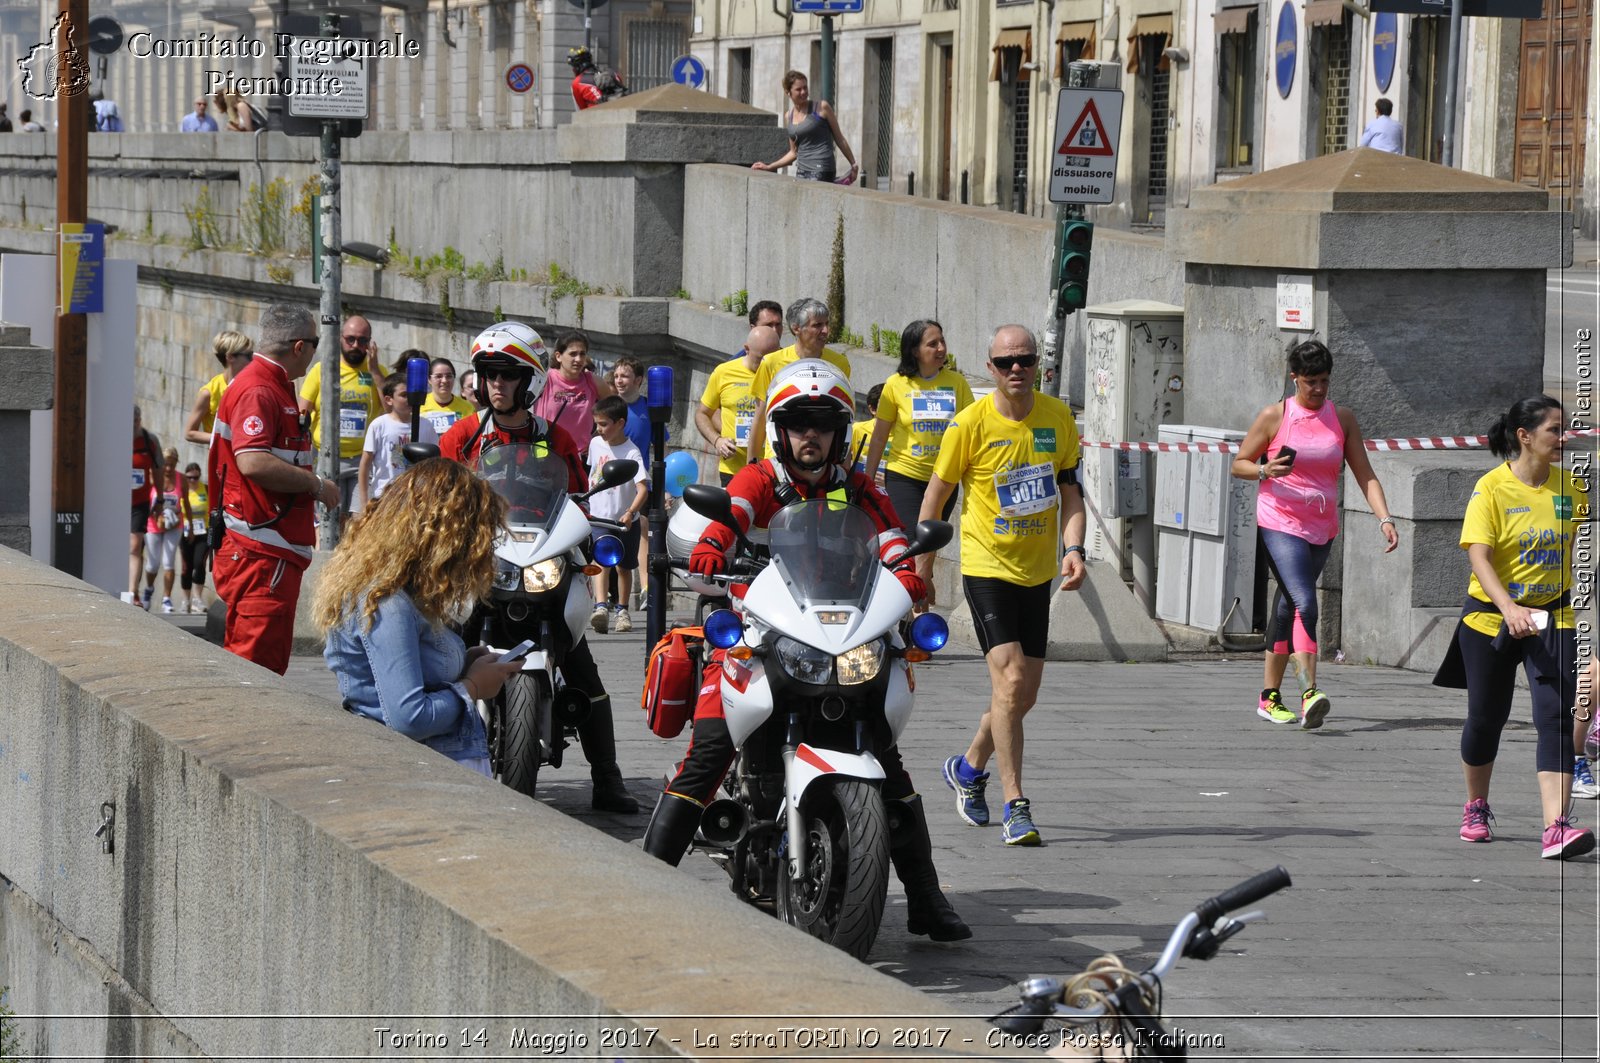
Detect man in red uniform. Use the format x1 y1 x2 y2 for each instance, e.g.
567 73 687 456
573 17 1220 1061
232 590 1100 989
567 47 624 110
439 323 638 814
209 304 339 674
640 360 970 941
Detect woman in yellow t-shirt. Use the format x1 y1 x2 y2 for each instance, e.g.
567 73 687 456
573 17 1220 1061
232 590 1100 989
1448 395 1593 860
863 319 974 529
183 330 253 446
418 355 475 436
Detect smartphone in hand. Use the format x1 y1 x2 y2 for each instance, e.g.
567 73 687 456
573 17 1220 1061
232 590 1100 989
1276 445 1297 470
497 638 537 664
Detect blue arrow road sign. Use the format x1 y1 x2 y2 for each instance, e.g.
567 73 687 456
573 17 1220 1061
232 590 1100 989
671 54 706 88
793 0 864 12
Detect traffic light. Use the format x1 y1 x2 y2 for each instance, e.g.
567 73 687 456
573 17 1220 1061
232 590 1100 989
1055 219 1094 318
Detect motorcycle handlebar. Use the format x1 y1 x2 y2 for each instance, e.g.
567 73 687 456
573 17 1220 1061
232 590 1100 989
1194 865 1291 928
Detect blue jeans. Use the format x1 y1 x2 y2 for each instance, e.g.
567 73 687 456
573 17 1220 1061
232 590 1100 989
1259 528 1334 655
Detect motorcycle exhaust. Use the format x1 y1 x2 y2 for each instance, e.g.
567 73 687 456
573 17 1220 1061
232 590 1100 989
506 601 531 622
552 686 591 726
820 695 846 721
699 798 749 845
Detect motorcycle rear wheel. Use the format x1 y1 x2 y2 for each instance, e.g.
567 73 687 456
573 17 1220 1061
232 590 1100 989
775 778 889 962
496 672 550 797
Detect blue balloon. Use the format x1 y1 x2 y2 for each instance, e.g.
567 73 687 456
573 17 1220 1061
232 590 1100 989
664 451 699 497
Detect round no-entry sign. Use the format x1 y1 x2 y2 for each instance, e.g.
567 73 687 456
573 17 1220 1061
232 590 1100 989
505 61 536 95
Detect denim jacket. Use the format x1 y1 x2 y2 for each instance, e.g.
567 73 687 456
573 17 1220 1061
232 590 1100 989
323 590 488 763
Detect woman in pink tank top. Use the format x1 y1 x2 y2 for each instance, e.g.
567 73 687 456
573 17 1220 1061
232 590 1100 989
534 330 613 442
1230 340 1400 730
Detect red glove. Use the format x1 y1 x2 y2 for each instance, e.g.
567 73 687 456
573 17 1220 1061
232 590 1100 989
690 538 727 578
895 567 927 604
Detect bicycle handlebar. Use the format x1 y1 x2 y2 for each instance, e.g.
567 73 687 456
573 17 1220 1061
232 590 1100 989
1194 865 1291 928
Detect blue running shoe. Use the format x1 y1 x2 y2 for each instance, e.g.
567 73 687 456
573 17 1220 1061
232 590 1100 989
942 754 990 826
1002 798 1041 846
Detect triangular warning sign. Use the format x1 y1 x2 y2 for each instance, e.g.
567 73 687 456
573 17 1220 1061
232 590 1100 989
1057 99 1116 157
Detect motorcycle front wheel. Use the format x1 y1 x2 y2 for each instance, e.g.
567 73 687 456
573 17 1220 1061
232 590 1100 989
775 778 889 962
495 672 551 797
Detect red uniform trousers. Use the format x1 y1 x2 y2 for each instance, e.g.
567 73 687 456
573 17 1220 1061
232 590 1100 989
212 533 304 676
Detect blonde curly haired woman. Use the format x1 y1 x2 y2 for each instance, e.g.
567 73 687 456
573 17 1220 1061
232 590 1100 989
313 458 524 774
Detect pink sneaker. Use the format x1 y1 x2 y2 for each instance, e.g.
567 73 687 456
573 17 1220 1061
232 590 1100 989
1540 817 1595 860
1460 799 1494 843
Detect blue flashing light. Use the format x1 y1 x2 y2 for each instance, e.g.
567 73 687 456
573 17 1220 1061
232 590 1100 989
593 534 625 568
647 364 674 409
406 355 429 396
704 608 744 650
909 612 949 653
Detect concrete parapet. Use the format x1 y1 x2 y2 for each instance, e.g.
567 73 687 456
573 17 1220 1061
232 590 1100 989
1338 451 1491 671
0 547 1021 1059
0 321 51 554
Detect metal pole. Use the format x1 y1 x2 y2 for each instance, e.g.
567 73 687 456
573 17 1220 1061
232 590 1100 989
1040 61 1097 399
1439 0 1464 166
583 0 592 51
52 0 89 577
316 12 343 550
820 15 835 112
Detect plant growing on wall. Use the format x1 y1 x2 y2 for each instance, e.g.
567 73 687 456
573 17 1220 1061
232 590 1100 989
183 185 224 250
1 985 21 1062
826 214 845 345
242 177 291 254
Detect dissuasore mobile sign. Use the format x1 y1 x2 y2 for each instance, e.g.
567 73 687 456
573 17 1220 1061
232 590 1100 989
1048 88 1123 206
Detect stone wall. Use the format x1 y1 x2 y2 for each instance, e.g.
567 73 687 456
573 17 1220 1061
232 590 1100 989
0 547 1015 1060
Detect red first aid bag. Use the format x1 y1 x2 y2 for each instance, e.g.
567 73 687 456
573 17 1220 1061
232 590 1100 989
641 625 704 738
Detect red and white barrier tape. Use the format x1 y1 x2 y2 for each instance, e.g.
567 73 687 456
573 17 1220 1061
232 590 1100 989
1080 428 1599 455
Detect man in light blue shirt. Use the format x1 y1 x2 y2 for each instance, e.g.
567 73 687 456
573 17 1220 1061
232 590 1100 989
180 97 217 132
1358 98 1403 154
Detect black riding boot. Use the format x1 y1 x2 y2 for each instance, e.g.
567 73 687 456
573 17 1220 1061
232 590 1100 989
642 791 704 866
891 795 972 941
577 696 639 813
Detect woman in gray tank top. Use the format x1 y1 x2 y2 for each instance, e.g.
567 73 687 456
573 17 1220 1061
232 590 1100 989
751 70 858 184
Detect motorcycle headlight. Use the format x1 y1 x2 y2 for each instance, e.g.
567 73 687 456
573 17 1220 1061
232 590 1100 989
493 558 520 591
775 636 832 685
836 639 885 685
522 557 566 593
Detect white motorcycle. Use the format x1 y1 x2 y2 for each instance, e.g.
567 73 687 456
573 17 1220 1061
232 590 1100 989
474 444 637 796
681 483 953 961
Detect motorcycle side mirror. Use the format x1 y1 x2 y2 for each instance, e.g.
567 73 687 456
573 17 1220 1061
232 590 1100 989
579 459 639 501
401 442 441 466
683 483 758 556
892 519 953 564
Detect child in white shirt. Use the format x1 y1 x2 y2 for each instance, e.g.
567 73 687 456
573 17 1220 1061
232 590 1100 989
586 395 648 634
359 376 438 509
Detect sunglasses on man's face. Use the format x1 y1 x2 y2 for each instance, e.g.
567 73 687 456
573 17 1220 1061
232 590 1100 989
991 354 1038 372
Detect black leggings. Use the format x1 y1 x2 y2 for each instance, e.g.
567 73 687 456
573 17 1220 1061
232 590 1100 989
180 536 209 591
1458 624 1577 773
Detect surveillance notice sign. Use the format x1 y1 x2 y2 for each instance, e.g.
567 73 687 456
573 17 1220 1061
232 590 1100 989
1048 88 1123 205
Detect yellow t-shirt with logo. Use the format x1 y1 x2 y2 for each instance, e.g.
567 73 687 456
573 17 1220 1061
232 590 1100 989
184 481 209 538
700 357 760 477
1459 463 1586 636
875 368 975 482
300 359 385 460
749 344 852 459
932 392 1082 586
420 394 476 438
201 372 229 434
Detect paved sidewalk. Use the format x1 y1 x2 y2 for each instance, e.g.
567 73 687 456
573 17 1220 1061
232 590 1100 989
250 612 1599 1060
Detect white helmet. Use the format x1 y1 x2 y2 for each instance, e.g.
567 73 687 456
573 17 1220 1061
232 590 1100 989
765 360 854 472
470 322 547 408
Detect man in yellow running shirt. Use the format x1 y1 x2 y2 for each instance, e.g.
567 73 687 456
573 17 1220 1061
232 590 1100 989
696 324 780 485
297 314 385 521
920 325 1086 848
745 297 851 464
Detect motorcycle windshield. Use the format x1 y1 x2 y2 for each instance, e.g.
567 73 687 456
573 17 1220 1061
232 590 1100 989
766 499 881 610
474 445 569 530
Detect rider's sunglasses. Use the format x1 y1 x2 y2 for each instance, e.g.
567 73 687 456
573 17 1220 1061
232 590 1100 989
991 354 1038 372
480 369 523 382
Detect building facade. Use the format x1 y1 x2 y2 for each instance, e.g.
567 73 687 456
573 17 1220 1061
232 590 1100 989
690 0 1594 231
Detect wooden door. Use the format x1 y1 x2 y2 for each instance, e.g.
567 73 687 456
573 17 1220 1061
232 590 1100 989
1517 0 1593 208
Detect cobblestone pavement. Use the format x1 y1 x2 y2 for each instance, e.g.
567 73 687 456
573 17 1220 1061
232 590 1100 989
218 606 1597 1061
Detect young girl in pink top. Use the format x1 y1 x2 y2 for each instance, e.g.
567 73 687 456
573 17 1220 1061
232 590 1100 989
1232 340 1399 729
534 330 613 442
